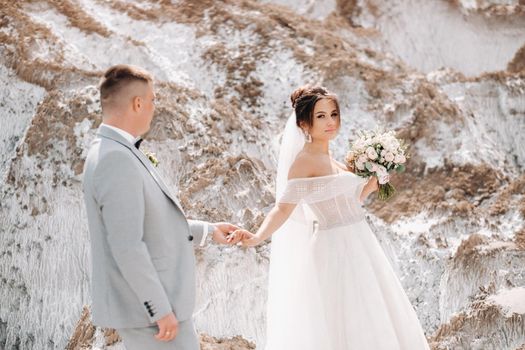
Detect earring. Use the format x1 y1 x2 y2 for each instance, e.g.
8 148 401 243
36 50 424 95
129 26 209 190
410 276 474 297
304 131 312 143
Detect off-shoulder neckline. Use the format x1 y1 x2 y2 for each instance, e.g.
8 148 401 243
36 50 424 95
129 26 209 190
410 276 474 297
287 171 356 183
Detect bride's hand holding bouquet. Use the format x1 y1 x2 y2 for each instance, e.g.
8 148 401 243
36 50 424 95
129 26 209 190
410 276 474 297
346 129 408 200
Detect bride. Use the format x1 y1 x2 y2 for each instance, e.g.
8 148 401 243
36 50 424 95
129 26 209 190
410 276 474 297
232 86 430 349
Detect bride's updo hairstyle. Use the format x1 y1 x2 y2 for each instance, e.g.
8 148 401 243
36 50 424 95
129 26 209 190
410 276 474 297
290 85 341 129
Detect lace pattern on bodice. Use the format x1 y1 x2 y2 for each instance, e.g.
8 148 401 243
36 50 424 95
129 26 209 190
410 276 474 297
278 172 368 230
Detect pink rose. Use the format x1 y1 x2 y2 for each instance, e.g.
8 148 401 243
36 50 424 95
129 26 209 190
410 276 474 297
385 152 395 162
394 154 406 164
366 147 378 160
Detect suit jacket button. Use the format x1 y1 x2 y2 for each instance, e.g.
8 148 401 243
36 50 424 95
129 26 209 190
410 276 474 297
188 235 193 241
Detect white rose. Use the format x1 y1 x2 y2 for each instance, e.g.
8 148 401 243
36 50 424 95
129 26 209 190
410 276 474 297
366 147 378 160
383 141 395 152
356 161 365 170
354 140 366 150
385 152 395 162
381 135 398 148
391 140 400 150
375 165 389 184
378 174 390 184
376 164 387 175
394 154 406 164
358 154 368 164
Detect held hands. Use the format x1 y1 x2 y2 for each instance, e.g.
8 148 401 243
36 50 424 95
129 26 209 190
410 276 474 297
211 222 243 245
211 222 263 247
227 229 262 247
155 312 178 342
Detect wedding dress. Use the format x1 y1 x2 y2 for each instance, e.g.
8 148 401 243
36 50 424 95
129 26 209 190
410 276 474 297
263 112 430 350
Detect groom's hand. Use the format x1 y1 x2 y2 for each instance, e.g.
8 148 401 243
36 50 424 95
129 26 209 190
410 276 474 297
155 312 178 342
211 222 241 245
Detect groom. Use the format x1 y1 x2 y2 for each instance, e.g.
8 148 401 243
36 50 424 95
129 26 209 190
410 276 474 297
82 64 241 349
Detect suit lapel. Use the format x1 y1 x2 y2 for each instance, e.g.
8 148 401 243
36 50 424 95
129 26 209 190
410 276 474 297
96 125 186 215
132 148 186 214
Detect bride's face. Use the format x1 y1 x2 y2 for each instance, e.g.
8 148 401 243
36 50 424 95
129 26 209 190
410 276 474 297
307 98 340 142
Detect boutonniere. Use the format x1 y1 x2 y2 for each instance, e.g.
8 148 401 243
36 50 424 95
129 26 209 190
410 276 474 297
143 150 159 167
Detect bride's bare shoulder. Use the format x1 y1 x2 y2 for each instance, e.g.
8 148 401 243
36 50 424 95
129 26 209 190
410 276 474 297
287 152 316 180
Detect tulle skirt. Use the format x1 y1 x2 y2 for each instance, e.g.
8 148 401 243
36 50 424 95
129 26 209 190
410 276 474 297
264 218 430 350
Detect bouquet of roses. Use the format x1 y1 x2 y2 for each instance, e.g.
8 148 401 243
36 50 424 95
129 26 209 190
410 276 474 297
345 129 408 200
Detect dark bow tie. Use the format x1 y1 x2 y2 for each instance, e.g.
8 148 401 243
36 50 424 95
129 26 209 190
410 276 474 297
134 138 143 149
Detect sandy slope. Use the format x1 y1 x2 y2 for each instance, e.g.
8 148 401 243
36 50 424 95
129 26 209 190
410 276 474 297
0 0 524 349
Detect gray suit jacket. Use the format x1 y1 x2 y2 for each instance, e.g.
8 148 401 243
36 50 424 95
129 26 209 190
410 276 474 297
82 125 209 329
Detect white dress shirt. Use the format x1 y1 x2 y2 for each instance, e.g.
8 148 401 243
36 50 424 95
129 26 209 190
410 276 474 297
101 123 140 145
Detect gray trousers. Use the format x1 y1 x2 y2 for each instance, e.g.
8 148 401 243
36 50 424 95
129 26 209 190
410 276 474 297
118 319 199 350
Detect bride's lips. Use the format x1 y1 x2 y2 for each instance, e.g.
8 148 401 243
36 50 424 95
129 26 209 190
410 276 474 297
325 129 336 132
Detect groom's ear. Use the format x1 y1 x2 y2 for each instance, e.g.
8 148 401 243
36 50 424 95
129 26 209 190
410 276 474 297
129 82 150 113
131 94 143 113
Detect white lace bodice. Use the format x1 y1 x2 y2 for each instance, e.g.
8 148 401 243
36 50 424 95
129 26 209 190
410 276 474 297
278 172 368 230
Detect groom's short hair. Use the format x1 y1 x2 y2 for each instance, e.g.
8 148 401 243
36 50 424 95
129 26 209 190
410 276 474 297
99 64 153 110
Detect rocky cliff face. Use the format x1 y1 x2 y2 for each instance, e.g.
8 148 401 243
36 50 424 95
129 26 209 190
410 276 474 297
0 0 524 349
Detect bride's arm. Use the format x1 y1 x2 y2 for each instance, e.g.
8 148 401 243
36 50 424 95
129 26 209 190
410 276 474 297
233 159 304 247
232 155 305 246
236 202 296 247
